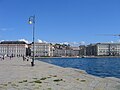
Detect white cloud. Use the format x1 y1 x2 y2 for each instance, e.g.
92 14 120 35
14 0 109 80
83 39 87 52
0 39 31 43
37 39 48 43
110 41 114 43
37 39 43 43
59 41 86 46
80 41 85 45
73 42 78 45
61 42 69 45
0 40 4 42
69 41 86 46
18 39 29 43
0 28 14 31
69 42 79 46
60 42 78 46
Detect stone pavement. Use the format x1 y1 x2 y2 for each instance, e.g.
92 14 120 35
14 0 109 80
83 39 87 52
0 57 120 90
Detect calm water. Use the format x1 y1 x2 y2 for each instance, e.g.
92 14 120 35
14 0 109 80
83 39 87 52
37 58 120 78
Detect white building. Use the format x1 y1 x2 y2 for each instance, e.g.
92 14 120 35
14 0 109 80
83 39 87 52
0 41 28 57
96 43 120 56
71 47 80 57
53 49 65 57
86 43 120 56
53 46 80 57
31 43 52 57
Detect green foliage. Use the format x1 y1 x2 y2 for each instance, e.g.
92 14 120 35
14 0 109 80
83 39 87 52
76 78 80 80
8 82 12 84
34 80 42 83
53 75 57 77
48 88 52 90
53 79 63 82
23 80 27 82
3 84 7 86
80 80 86 82
40 77 47 80
18 80 27 83
11 83 18 87
29 81 34 83
18 81 23 83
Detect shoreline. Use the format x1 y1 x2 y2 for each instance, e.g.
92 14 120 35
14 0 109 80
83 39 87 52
34 56 120 59
0 57 120 90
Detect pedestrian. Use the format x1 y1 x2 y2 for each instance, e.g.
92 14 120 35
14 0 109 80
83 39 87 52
2 55 4 60
23 56 25 61
10 56 12 60
27 56 29 61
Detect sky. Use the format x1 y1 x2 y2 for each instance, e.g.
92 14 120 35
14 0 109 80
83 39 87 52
0 0 120 45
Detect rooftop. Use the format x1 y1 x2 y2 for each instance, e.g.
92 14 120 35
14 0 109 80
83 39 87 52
0 41 27 44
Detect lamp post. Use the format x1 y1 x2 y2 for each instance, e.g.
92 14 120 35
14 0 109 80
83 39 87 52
29 15 35 66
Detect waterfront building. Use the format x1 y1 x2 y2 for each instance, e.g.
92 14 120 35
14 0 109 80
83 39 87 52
71 47 80 57
86 44 96 56
86 43 120 56
53 49 65 57
53 46 80 57
26 44 31 56
79 45 86 56
96 43 120 56
31 42 52 57
52 43 71 57
0 41 28 57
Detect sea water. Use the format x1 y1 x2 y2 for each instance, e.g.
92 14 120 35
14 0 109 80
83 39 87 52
37 58 120 78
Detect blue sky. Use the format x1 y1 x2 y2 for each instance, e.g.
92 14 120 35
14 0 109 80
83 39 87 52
0 0 120 45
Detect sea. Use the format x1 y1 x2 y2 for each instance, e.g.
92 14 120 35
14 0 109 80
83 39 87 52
37 57 120 78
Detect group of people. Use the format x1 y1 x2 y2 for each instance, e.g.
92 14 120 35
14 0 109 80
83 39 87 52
0 55 30 61
0 55 14 60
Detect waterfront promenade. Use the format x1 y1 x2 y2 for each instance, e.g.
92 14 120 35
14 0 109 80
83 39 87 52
0 57 120 90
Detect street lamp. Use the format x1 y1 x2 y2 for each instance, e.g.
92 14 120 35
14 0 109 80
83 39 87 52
28 15 35 66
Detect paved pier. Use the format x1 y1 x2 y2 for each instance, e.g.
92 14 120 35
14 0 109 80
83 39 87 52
0 57 120 90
